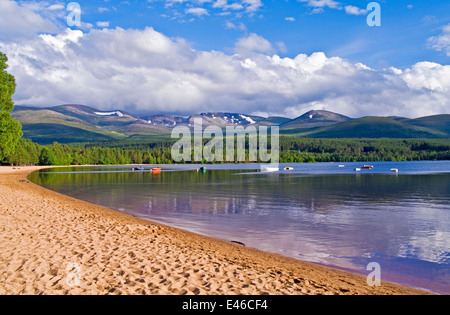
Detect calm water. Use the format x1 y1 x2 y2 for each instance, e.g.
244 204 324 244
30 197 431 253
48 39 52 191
29 161 450 294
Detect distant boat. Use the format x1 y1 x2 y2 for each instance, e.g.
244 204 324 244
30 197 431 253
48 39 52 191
134 166 145 171
261 165 279 172
152 168 162 173
199 167 207 173
354 168 361 172
391 168 399 173
339 165 345 168
284 167 294 171
361 165 374 169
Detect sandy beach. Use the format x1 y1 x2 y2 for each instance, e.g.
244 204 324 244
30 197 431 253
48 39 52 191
0 166 430 295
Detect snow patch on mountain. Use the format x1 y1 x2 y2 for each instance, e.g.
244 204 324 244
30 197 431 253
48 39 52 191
94 111 124 117
240 114 256 124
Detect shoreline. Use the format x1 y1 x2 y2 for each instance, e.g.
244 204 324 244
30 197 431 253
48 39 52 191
0 166 431 295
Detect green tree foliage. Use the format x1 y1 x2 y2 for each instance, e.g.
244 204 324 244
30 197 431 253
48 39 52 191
3 137 449 166
6 139 40 166
0 52 22 161
278 138 450 162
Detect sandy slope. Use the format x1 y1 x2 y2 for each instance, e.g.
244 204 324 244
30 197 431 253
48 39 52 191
0 166 429 295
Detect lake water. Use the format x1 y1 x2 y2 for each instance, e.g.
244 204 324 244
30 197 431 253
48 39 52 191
29 161 450 294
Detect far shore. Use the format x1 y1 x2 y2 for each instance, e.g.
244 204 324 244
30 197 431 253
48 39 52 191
0 166 431 295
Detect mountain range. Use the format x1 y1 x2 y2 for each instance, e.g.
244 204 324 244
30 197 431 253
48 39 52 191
12 104 450 144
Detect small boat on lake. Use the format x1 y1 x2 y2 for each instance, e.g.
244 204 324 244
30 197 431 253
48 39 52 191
391 168 399 173
261 165 279 172
361 165 374 169
354 168 361 172
284 167 294 171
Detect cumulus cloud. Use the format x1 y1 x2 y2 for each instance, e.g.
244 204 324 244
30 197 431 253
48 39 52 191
1 25 450 118
0 0 60 37
234 33 274 54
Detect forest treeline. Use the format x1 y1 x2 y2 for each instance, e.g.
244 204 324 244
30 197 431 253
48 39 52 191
3 137 450 166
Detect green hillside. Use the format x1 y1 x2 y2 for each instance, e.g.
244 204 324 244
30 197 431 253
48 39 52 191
307 117 448 139
281 110 351 129
22 124 118 145
407 115 450 135
13 105 172 144
12 105 450 144
256 116 291 126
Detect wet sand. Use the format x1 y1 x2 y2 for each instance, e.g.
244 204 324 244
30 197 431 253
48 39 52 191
0 166 430 295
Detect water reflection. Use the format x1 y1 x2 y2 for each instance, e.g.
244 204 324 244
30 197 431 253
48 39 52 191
29 162 450 294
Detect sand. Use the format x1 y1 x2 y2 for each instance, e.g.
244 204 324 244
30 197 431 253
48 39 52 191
0 166 430 295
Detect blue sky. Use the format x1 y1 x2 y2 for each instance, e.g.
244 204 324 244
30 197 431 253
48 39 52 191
69 0 450 68
1 0 450 117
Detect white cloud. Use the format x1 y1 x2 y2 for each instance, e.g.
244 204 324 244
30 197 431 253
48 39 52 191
344 5 367 16
0 0 60 37
276 41 287 53
48 4 65 11
185 7 209 16
402 62 450 93
234 33 274 54
1 26 450 118
225 21 247 31
242 0 263 13
300 0 368 16
153 0 262 17
428 24 450 56
213 0 244 11
39 29 84 53
310 8 324 15
96 21 111 28
299 0 341 10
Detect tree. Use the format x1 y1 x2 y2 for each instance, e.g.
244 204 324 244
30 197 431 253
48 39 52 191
6 138 40 166
0 52 22 162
